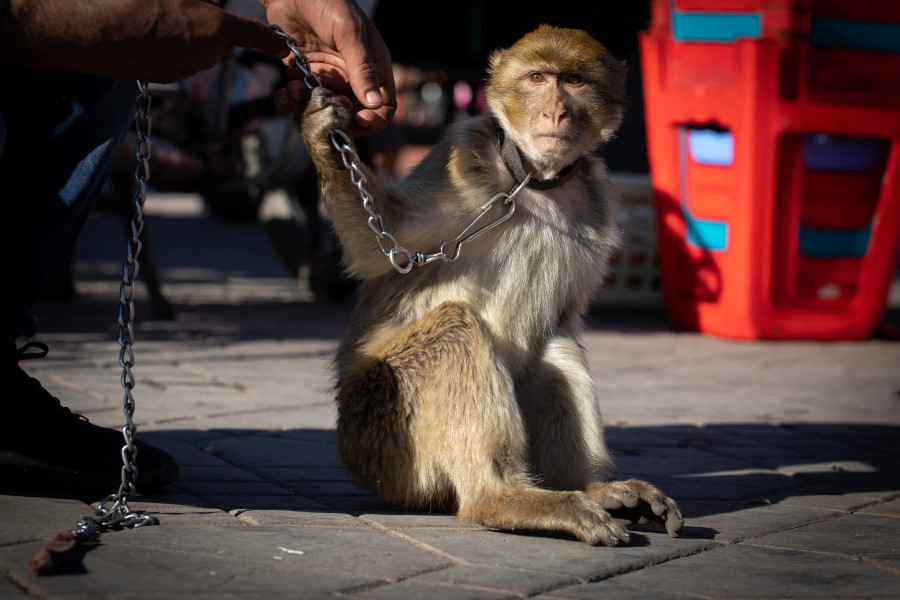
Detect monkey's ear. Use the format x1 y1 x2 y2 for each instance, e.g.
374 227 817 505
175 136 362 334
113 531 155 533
487 48 507 78
603 58 628 104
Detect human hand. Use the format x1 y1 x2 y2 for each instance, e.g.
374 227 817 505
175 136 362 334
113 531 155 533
0 0 288 83
260 0 396 136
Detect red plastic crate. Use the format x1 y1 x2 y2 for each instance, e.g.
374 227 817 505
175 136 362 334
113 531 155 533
649 0 900 107
640 30 900 339
812 0 900 23
648 0 809 40
804 47 900 108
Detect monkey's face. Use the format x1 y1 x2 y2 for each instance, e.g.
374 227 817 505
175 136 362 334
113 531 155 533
486 26 626 179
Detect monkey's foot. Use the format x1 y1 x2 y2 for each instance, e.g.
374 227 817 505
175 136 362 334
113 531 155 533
462 488 632 546
585 479 684 538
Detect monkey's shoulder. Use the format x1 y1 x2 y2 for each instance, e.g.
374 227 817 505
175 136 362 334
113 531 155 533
404 115 505 188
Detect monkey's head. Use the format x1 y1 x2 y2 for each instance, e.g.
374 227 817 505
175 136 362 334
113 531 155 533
486 25 626 180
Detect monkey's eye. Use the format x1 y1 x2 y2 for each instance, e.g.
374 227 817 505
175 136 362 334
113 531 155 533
565 75 585 86
529 72 545 83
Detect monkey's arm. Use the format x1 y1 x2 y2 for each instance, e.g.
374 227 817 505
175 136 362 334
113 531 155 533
298 90 505 279
296 87 411 278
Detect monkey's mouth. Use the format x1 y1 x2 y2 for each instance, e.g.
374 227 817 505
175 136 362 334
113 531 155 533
535 132 576 141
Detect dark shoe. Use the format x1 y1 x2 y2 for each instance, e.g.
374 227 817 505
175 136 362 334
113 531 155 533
0 342 179 494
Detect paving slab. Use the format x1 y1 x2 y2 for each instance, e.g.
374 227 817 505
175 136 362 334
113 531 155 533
0 526 414 597
0 494 97 547
857 497 900 518
548 543 900 599
386 526 719 582
743 512 900 574
670 500 841 543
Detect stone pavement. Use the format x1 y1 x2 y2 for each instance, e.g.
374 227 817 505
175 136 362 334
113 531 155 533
2 193 899 599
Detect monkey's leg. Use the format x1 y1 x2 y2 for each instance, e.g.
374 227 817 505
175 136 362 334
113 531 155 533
518 335 684 537
517 335 612 491
336 302 631 545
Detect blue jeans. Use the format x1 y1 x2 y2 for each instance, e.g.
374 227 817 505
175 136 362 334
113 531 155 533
0 70 136 361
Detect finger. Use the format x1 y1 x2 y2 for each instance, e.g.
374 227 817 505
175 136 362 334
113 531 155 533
222 13 289 59
274 80 313 115
274 86 293 114
666 511 685 537
345 104 392 137
599 498 625 511
597 519 631 547
352 67 397 133
365 21 396 108
664 504 685 537
602 482 641 510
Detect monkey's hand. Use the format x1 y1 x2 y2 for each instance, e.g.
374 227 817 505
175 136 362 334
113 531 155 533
294 87 354 178
585 479 684 538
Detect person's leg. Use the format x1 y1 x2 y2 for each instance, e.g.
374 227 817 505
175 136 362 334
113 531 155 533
0 70 179 493
1 70 136 355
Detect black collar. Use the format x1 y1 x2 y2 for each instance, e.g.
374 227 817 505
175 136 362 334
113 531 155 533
497 126 583 191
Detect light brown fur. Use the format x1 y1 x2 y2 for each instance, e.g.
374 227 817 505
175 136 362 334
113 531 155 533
295 25 683 545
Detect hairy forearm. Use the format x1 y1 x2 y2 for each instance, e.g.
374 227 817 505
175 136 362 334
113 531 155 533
0 0 145 71
0 0 285 83
0 0 60 69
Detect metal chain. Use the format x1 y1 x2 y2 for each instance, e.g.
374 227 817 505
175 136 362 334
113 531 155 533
271 24 530 274
69 81 159 546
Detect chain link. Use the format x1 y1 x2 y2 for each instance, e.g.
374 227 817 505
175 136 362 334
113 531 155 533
103 79 159 525
68 81 160 547
271 24 529 274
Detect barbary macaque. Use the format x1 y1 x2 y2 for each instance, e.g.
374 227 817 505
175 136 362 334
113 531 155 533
295 25 683 545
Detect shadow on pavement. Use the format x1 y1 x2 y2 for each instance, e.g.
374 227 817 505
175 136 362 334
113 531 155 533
133 423 900 521
4 423 897 576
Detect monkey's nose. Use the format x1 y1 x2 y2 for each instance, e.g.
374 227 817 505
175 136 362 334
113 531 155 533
542 106 567 126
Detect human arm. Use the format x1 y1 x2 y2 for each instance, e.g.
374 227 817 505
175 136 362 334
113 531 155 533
0 0 288 83
260 0 396 136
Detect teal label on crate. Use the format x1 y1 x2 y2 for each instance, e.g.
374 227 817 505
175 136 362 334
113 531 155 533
672 11 761 42
677 127 731 253
686 213 730 252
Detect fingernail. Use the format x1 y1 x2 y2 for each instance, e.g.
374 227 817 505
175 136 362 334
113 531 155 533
365 90 383 106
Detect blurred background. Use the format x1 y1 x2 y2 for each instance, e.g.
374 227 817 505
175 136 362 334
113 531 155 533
49 0 900 342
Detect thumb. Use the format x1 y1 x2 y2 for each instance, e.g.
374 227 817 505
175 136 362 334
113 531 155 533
333 26 384 108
